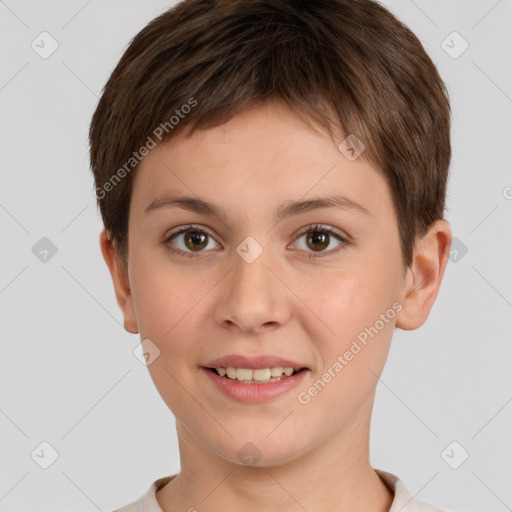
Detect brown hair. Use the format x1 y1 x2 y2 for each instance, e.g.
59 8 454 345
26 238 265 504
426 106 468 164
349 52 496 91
89 0 451 267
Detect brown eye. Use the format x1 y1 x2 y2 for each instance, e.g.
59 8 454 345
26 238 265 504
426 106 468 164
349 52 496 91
165 226 219 256
183 230 208 251
294 224 348 257
305 230 330 252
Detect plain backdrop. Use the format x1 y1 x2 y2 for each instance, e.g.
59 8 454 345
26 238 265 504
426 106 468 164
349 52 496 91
1 1 511 511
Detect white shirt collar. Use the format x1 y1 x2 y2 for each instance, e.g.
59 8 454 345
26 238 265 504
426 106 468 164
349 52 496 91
114 470 445 512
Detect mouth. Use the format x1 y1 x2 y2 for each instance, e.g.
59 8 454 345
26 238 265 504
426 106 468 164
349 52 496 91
202 365 310 403
204 366 307 384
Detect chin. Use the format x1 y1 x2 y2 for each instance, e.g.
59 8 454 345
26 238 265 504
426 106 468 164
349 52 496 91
212 434 308 469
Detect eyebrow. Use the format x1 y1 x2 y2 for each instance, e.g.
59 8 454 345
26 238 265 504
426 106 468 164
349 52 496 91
145 193 371 224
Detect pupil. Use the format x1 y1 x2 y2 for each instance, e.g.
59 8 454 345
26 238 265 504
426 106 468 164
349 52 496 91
307 231 328 251
186 231 208 251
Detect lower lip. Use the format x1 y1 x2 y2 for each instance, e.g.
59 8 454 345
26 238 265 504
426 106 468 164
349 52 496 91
202 367 309 404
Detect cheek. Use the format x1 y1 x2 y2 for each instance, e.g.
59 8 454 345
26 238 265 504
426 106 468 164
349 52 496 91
296 274 395 426
128 250 213 374
303 266 397 375
306 266 395 331
129 260 207 413
129 248 200 338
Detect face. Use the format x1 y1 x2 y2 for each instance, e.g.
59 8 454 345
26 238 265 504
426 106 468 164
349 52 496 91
113 101 411 467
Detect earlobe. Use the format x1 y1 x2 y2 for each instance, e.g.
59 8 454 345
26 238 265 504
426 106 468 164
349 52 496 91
99 229 139 334
395 220 452 331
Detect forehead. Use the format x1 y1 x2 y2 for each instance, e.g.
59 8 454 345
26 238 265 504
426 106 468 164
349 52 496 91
165 101 347 165
132 102 393 223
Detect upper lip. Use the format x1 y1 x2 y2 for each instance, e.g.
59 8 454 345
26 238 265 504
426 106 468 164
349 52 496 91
204 355 309 370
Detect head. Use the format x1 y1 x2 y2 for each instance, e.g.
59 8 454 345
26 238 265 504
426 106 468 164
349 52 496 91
90 0 452 467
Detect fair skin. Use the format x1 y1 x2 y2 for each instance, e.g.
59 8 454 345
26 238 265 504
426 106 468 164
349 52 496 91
100 100 451 512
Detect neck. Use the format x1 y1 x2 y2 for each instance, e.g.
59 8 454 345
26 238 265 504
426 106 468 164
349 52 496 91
156 407 394 512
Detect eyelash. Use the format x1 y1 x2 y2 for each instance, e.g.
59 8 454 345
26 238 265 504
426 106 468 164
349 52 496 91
163 223 349 259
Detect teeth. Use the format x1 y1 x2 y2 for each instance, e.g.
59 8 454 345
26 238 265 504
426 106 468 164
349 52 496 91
236 368 253 381
215 366 299 382
253 368 271 380
226 367 237 379
270 367 284 377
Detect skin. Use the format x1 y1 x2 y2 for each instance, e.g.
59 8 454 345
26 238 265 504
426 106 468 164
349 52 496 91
100 100 451 512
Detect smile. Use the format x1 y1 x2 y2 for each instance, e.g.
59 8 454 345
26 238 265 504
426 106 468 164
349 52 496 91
202 367 309 403
210 366 301 383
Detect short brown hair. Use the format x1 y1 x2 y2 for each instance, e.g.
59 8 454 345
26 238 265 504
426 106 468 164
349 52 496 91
89 0 451 267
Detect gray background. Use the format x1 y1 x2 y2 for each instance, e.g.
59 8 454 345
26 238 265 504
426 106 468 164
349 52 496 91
1 1 511 511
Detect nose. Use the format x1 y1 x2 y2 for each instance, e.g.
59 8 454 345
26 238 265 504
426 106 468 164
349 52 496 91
214 245 291 335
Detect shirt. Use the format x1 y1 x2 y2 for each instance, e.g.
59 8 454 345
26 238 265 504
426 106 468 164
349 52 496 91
113 469 445 512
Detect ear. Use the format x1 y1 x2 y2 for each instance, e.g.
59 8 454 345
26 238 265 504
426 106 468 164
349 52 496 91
396 220 452 330
99 229 139 334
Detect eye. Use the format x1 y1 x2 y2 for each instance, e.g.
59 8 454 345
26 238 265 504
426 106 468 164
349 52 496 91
164 225 220 257
163 223 348 258
292 224 348 258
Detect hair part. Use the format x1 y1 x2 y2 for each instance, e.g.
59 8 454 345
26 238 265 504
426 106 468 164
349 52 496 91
89 0 451 267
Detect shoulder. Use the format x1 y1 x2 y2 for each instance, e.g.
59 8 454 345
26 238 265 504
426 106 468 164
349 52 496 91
110 475 176 512
375 469 446 512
